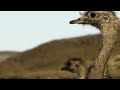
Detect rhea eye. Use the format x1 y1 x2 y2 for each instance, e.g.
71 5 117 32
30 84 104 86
66 62 71 66
90 12 96 18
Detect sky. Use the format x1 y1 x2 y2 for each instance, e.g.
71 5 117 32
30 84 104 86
0 11 120 51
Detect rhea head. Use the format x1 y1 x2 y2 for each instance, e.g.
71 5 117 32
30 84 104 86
69 11 118 30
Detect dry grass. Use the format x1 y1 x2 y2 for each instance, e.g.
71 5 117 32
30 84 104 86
0 52 18 62
0 34 120 79
0 69 75 79
0 55 11 62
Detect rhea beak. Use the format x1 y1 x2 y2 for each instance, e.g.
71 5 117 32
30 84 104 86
69 20 78 24
61 67 65 71
69 17 86 24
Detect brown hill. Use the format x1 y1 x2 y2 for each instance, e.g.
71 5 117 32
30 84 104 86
0 51 18 55
0 51 18 62
0 34 120 79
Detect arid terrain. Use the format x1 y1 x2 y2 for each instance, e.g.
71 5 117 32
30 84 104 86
0 34 120 79
0 51 18 62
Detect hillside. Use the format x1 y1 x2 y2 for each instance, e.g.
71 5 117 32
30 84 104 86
0 34 120 79
0 51 18 62
0 51 18 55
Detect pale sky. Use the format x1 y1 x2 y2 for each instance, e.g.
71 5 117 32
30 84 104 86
0 11 120 51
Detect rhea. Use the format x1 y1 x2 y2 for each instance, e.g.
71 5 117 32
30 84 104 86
61 58 111 79
69 11 120 79
61 58 87 79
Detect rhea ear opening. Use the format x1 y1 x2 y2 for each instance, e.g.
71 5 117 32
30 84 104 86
103 16 110 22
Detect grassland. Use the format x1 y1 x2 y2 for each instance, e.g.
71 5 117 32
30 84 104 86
0 51 18 62
0 34 120 79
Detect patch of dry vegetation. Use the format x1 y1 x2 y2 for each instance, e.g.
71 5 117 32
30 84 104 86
0 51 18 62
0 34 120 79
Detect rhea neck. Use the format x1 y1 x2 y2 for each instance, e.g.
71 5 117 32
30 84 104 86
73 65 87 79
100 20 120 50
96 23 119 70
87 20 120 79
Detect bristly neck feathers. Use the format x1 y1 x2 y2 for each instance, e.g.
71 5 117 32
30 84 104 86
87 17 120 79
74 65 87 79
